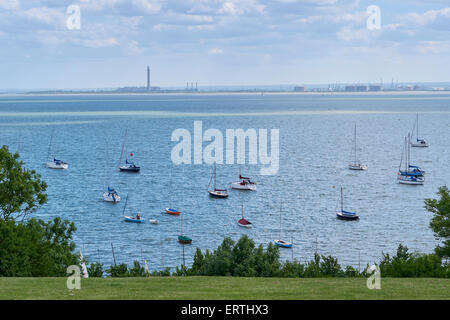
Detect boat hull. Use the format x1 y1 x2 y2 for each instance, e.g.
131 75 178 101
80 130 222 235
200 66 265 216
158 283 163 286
178 236 192 244
230 182 256 191
274 240 292 248
165 208 181 215
348 164 367 171
336 211 359 220
209 190 228 198
46 162 68 169
124 216 145 223
119 166 140 172
103 192 120 203
397 176 424 185
410 141 429 148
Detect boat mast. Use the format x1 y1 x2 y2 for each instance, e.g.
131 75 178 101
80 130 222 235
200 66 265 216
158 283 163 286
47 128 54 161
169 166 173 208
279 203 282 239
214 163 217 190
118 129 127 168
241 204 244 218
416 114 419 140
354 124 357 165
180 212 183 236
122 194 129 216
340 187 344 212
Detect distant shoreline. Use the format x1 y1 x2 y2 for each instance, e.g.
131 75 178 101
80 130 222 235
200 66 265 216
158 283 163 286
1 90 450 97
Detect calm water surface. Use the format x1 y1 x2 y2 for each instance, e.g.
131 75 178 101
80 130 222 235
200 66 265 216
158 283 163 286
1 93 449 270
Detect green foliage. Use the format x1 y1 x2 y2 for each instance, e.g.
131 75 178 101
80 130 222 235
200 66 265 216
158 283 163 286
87 262 104 277
379 244 449 278
0 146 47 221
425 186 450 259
107 263 129 277
0 217 78 276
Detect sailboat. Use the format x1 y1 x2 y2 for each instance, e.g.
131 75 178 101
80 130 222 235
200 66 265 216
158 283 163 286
336 187 359 220
46 129 68 169
122 195 145 223
410 114 429 147
178 212 192 244
274 203 292 248
237 204 252 228
348 124 367 170
208 163 228 198
230 166 256 191
118 130 140 172
398 135 425 185
165 167 181 215
103 146 120 203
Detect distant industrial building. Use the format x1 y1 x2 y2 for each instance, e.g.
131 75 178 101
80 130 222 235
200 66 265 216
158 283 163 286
369 84 383 91
116 66 160 92
294 85 305 92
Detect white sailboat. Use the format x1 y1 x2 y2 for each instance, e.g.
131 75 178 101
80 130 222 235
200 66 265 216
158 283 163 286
46 129 68 169
410 114 429 147
274 203 292 248
348 124 367 170
230 166 256 191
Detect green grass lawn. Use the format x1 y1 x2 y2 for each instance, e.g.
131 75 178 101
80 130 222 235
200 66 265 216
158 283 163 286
0 277 449 300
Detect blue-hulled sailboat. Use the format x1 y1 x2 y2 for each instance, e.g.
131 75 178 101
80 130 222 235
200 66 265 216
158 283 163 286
336 187 359 220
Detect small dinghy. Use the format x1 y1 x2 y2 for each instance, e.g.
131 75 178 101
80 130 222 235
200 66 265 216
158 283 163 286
124 215 145 223
208 163 228 198
165 208 181 215
47 158 68 170
122 195 145 223
336 187 359 220
238 204 252 228
274 239 292 248
103 186 120 203
149 219 158 224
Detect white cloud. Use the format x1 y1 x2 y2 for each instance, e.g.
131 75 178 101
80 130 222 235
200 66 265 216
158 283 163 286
0 0 19 10
209 47 223 54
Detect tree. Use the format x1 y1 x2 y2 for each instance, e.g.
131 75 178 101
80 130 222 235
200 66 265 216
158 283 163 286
0 217 78 276
425 186 450 259
0 146 47 221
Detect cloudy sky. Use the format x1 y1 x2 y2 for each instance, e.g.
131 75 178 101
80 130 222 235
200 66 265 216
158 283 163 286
1 0 450 89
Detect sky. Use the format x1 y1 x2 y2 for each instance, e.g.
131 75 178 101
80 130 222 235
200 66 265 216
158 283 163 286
0 0 450 89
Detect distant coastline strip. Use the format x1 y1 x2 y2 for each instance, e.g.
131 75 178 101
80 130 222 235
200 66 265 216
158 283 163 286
0 120 107 126
1 110 450 118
